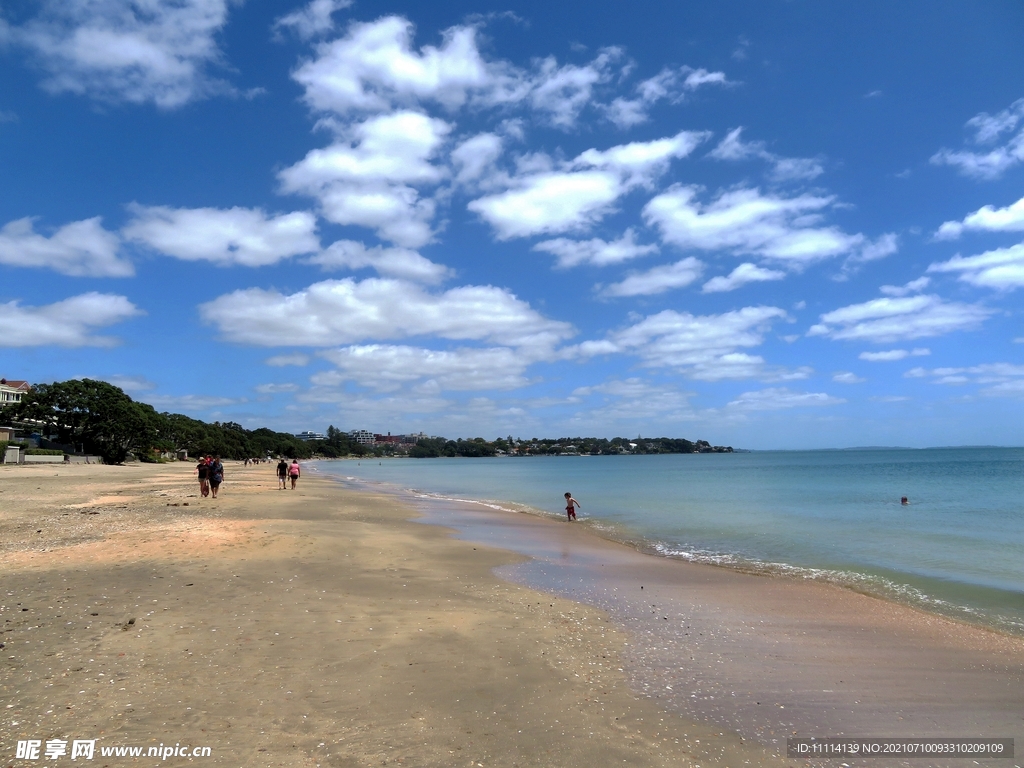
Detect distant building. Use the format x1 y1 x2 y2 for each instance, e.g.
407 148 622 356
295 431 326 441
0 378 30 405
374 432 402 445
349 429 374 445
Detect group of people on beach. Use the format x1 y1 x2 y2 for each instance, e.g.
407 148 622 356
277 458 301 490
195 456 224 498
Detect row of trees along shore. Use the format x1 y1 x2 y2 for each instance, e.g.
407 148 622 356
0 379 731 465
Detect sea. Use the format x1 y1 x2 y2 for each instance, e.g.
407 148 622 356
313 447 1024 635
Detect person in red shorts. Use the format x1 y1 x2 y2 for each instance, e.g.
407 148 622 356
564 491 580 521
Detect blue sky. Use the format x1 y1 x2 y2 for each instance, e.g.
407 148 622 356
2 0 1024 449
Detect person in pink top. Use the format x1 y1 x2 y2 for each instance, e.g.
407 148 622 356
289 460 301 489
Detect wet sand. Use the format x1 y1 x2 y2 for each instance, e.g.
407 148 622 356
1 462 788 768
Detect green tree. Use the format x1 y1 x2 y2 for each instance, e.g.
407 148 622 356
0 379 161 464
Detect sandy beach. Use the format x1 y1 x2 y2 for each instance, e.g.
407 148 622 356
2 462 1022 767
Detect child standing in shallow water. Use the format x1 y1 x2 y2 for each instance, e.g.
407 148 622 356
564 492 580 521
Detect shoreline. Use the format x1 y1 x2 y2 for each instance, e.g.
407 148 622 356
1 461 789 768
318 466 1024 762
313 462 1024 639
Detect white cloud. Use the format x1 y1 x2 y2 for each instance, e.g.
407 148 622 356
578 305 791 381
0 216 131 276
254 383 300 394
307 240 450 283
808 294 992 343
533 229 658 268
100 374 156 392
199 277 574 356
272 0 351 40
469 131 706 239
601 257 704 297
451 132 503 187
278 110 449 247
726 387 845 411
570 378 696 423
315 344 531 392
832 372 865 384
6 0 236 108
702 262 785 293
290 15 628 128
709 128 824 181
643 185 864 266
0 292 142 347
528 48 621 129
858 348 930 362
605 65 731 128
123 205 319 266
143 393 241 412
293 16 495 114
928 242 1024 290
903 363 1024 397
879 276 929 296
935 195 1024 240
265 353 310 367
931 98 1024 180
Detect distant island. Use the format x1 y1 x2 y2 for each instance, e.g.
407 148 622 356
405 436 733 458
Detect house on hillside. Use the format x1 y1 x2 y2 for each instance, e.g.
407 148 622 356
0 378 30 405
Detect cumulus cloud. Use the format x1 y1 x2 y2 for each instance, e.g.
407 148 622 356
272 0 351 40
928 243 1024 290
307 240 450 283
808 294 992 343
0 216 131 276
122 205 319 266
293 16 494 114
643 185 865 266
577 305 792 381
726 387 845 411
278 110 449 247
702 262 785 293
935 195 1024 240
601 257 704 297
0 292 142 347
469 131 706 239
291 14 624 127
709 127 824 181
931 98 1024 180
199 277 574 356
533 229 658 268
5 0 237 108
605 65 731 129
859 348 930 362
451 132 504 187
315 344 531 392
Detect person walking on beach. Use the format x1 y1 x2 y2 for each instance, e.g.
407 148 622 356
196 456 210 498
276 458 288 490
289 459 301 490
564 491 580 521
208 456 224 499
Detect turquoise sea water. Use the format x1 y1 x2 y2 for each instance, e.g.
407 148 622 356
314 448 1024 633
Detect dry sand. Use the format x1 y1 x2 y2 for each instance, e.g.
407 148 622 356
2 462 791 768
